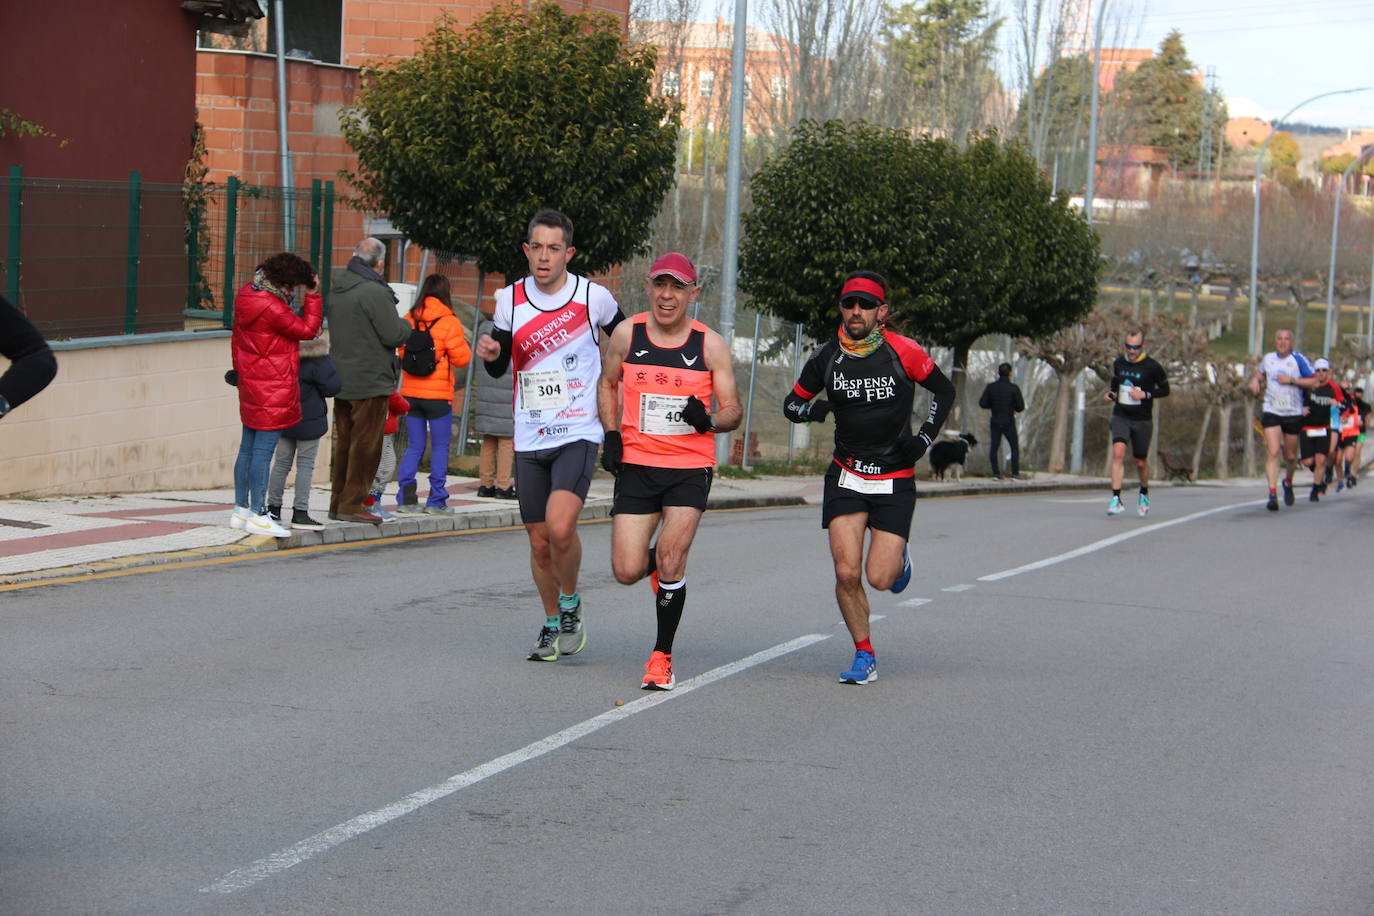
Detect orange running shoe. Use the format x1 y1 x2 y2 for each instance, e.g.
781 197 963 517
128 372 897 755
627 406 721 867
641 650 675 691
648 569 659 595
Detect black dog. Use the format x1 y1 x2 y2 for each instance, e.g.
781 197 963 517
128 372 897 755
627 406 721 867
927 432 978 481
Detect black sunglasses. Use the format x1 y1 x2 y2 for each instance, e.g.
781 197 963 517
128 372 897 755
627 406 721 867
1124 343 1142 350
840 298 881 311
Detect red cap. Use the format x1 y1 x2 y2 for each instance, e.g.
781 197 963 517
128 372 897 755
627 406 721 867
840 276 885 305
648 252 697 284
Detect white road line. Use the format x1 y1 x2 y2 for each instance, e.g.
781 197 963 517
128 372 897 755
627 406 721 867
200 632 831 895
897 597 932 607
868 614 887 622
977 502 1248 582
941 584 975 592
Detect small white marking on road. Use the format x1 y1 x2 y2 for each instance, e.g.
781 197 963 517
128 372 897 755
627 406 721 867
977 502 1248 582
941 584 974 592
1042 497 1108 503
868 614 887 623
898 597 932 607
200 632 831 894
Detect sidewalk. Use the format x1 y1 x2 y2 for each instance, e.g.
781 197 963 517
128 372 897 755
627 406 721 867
1 468 1247 585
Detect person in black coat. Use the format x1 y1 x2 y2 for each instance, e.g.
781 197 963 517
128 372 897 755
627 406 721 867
265 331 342 530
978 362 1025 478
0 294 58 420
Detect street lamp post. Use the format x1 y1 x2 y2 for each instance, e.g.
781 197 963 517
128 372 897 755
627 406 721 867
716 0 747 466
1081 0 1109 224
1323 147 1374 355
1247 87 1369 355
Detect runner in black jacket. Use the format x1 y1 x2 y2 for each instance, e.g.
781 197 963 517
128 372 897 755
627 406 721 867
783 270 953 686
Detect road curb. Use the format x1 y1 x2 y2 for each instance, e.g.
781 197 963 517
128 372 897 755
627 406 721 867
0 479 1186 586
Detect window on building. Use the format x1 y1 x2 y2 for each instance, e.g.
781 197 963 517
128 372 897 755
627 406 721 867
699 71 715 99
771 76 787 100
198 0 342 65
662 70 680 97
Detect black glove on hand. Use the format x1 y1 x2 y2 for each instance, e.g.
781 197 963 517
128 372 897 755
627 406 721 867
601 430 623 476
900 428 934 464
804 399 831 423
682 395 714 433
224 369 239 387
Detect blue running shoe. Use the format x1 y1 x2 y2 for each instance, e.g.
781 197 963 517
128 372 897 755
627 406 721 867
840 650 877 685
890 546 912 594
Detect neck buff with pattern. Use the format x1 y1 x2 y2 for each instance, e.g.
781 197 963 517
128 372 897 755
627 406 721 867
838 323 886 358
252 268 292 304
1128 349 1147 363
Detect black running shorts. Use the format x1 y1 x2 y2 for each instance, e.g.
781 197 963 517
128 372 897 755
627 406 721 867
1261 412 1304 437
1110 414 1153 460
820 463 917 538
1299 429 1332 460
514 440 598 524
612 464 713 515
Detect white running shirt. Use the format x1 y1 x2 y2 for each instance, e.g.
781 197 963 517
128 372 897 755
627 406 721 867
492 273 620 451
1259 350 1314 416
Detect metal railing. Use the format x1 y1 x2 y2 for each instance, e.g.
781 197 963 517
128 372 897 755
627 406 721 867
1 167 335 339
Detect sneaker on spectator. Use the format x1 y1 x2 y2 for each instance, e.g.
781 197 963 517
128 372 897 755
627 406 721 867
425 505 455 516
290 510 325 531
494 487 518 499
229 506 253 529
246 512 291 538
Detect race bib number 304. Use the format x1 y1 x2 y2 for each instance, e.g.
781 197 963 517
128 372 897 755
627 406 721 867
518 367 570 411
638 393 694 436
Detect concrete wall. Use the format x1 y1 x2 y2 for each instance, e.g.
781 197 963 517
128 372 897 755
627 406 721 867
0 333 239 498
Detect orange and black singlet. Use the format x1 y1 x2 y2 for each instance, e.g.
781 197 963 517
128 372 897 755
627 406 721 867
620 314 715 469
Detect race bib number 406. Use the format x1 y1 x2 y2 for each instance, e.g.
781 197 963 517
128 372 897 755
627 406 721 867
518 367 570 411
638 393 694 436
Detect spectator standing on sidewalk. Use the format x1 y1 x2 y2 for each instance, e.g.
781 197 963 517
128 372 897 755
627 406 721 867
0 294 58 420
395 273 472 514
364 389 412 520
328 238 411 524
978 362 1025 479
472 317 516 499
265 330 341 531
229 253 323 538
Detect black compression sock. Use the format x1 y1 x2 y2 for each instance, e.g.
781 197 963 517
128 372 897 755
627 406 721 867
654 578 686 655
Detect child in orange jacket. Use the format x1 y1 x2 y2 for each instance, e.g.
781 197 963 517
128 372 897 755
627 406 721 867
395 273 471 513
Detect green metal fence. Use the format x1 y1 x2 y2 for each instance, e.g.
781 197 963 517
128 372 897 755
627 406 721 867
1 167 335 339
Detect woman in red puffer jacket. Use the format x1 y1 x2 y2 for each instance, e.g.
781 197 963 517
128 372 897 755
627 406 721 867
229 252 323 536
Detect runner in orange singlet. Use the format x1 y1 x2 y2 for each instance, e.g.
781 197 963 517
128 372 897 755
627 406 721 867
596 253 741 690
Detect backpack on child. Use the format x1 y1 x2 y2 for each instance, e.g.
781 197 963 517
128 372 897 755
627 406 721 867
400 316 440 376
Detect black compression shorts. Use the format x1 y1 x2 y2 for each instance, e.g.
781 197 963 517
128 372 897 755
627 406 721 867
820 463 916 538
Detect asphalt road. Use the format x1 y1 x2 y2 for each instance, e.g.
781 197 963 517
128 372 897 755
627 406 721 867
4 486 1374 915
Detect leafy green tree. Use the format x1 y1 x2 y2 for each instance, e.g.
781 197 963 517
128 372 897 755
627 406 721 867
1265 131 1303 188
1112 30 1226 171
740 121 1100 412
882 0 1002 141
1014 54 1090 155
341 3 679 282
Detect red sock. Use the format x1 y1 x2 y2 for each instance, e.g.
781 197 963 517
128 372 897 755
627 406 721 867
855 638 874 655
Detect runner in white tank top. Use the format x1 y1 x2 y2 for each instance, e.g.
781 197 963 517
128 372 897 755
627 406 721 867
474 211 625 662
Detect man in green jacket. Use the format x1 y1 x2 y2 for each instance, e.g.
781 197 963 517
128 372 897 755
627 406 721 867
328 237 411 524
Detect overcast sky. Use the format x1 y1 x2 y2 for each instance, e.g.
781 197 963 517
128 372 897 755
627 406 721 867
1088 0 1372 129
